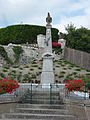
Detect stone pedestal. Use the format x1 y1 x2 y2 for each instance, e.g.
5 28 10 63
41 53 54 84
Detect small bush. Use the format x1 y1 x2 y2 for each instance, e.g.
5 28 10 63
38 67 42 69
60 71 66 74
30 68 34 71
24 65 29 68
31 64 38 67
4 66 9 69
2 69 8 72
75 68 81 71
0 72 5 78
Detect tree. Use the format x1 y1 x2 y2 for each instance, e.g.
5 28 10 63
65 23 90 53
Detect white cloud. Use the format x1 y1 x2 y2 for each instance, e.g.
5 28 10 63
0 0 90 32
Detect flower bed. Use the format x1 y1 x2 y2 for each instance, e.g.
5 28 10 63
0 78 19 94
65 79 84 92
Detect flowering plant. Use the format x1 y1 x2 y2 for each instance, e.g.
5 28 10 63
0 78 19 94
52 42 61 47
65 79 84 92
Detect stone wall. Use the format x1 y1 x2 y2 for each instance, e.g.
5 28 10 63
64 47 90 70
0 44 39 65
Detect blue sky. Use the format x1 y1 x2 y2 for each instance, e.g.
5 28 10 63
0 0 90 32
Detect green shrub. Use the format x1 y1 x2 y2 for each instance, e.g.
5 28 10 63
13 65 19 68
31 64 38 67
38 67 42 69
0 24 59 45
11 70 16 73
56 65 60 67
55 74 58 76
4 66 9 69
65 75 74 81
60 71 66 74
58 75 64 78
30 68 34 71
75 68 81 71
86 69 90 72
72 72 77 75
0 72 5 78
31 74 36 79
23 74 32 82
2 69 8 72
63 68 67 70
19 67 23 70
82 76 90 90
86 73 90 75
24 65 29 68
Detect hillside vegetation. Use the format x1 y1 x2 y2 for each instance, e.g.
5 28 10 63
0 24 59 45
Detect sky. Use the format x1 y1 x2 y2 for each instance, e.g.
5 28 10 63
0 0 90 33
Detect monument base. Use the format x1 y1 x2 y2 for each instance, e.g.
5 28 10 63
41 71 54 84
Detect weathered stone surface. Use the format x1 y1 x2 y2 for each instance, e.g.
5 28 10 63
0 45 39 65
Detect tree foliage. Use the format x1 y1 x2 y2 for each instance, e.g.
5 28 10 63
65 24 90 53
0 24 59 45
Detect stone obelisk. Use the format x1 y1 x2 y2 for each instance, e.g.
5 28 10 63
41 13 54 84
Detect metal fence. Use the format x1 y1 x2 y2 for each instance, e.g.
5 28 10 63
18 83 65 104
0 83 90 104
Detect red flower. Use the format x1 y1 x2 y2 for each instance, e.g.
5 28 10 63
52 42 61 47
65 79 84 92
0 78 19 94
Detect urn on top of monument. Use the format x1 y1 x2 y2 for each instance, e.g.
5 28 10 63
46 12 52 25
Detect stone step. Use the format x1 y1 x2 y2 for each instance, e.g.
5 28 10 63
21 99 61 104
17 104 66 109
25 95 60 100
15 108 69 115
27 92 59 96
3 113 78 120
0 118 78 120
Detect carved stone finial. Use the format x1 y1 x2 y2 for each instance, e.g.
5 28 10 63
46 12 52 25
